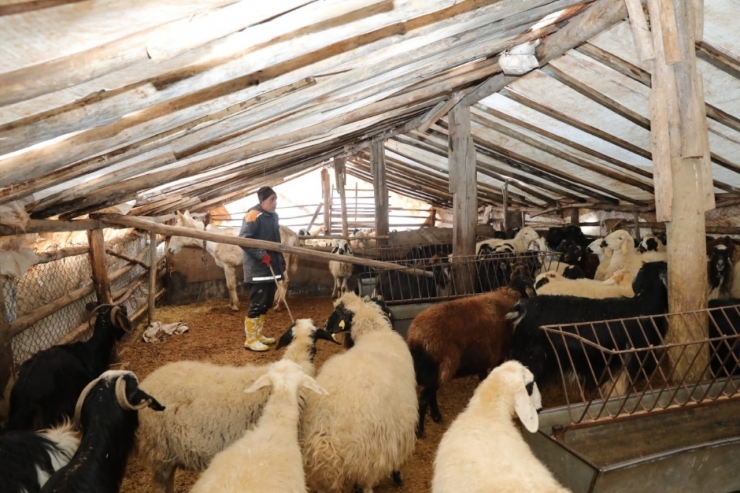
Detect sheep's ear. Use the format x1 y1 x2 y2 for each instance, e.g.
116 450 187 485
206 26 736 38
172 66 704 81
514 383 540 433
245 374 272 393
301 375 329 396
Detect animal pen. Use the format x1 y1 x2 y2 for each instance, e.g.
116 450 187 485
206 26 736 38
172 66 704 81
525 305 740 492
2 0 740 491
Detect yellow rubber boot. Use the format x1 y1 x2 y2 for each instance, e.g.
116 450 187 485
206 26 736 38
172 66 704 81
244 317 268 351
256 314 275 345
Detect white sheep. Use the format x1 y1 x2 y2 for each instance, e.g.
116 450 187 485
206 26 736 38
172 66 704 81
587 237 612 281
432 360 570 493
329 239 354 299
349 229 369 250
136 319 337 493
301 293 417 493
638 233 666 253
190 359 328 493
475 227 540 256
534 268 634 298
599 230 666 280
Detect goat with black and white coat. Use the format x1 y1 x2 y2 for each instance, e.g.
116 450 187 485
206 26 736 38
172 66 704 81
0 421 79 493
509 261 669 396
41 370 164 493
8 304 131 430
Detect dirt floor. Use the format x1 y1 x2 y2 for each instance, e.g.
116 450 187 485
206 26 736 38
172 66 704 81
117 295 486 493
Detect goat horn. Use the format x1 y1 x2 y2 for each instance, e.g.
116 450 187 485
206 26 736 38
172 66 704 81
115 376 151 411
109 306 120 325
72 376 104 430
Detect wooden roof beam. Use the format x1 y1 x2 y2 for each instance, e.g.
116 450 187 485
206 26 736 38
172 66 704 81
391 134 554 205
469 106 655 195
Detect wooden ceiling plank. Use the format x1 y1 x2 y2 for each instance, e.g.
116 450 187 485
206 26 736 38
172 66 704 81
0 1 315 106
459 0 628 106
393 133 555 204
500 87 653 160
0 0 477 157
469 108 654 194
0 77 317 198
410 128 579 202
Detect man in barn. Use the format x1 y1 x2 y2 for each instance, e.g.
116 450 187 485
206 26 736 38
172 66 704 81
239 186 286 351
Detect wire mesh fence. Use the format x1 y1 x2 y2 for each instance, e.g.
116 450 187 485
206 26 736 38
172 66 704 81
362 250 565 304
4 232 163 367
540 303 740 425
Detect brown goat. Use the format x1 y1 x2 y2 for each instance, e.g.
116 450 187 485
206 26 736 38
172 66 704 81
407 286 521 436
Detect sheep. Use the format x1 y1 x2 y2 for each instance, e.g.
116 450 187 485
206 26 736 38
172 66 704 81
708 244 733 300
407 286 522 436
509 261 669 396
190 360 328 493
598 229 666 281
534 268 634 299
301 293 417 493
475 227 540 256
0 421 79 493
638 233 666 253
40 370 164 493
329 239 354 299
8 304 131 430
708 299 740 377
432 361 569 493
349 229 369 250
136 319 338 493
587 237 611 280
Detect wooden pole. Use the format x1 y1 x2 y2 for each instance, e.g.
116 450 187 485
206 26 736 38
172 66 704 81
0 275 13 421
648 0 710 381
321 168 331 235
96 214 435 276
87 229 112 304
448 104 477 294
571 207 580 226
502 181 510 232
370 140 389 246
148 231 157 325
334 157 349 238
633 210 641 241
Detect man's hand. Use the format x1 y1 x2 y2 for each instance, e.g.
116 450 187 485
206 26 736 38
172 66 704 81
260 253 272 267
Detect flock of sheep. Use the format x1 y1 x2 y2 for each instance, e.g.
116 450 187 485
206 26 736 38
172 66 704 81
2 223 739 493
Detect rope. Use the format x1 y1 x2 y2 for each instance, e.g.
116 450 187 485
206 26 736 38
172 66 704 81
268 264 294 323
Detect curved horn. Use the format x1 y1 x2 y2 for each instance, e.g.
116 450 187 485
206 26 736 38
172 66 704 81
72 376 104 430
114 376 152 411
109 306 120 325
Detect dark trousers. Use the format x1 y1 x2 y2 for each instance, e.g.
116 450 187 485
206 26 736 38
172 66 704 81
247 283 277 318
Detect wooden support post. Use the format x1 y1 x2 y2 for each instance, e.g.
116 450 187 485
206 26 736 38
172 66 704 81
502 181 509 232
306 203 322 231
321 169 331 235
449 104 477 293
571 208 580 226
370 140 389 246
87 229 112 305
0 275 13 422
633 210 641 241
648 0 711 381
624 0 655 61
334 157 349 238
148 231 157 326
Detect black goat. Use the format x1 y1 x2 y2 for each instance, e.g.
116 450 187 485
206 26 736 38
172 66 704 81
41 371 164 493
0 422 79 493
545 225 594 252
373 256 447 302
508 261 669 392
708 244 732 300
708 299 740 378
8 305 131 430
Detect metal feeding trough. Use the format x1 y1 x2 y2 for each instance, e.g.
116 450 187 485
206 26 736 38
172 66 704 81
525 305 740 492
525 382 740 493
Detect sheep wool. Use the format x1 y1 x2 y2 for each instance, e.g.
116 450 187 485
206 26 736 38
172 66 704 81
136 319 328 493
190 360 327 493
432 361 570 493
534 269 634 298
301 294 417 493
